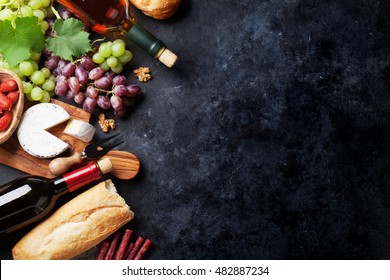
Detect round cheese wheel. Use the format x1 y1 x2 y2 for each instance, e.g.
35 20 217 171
17 103 70 158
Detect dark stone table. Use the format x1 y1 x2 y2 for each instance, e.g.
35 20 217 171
1 0 390 259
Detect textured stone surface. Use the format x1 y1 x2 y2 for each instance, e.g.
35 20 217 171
2 0 390 259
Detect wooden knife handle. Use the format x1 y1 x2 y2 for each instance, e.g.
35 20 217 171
48 152 82 176
48 150 140 179
103 150 140 180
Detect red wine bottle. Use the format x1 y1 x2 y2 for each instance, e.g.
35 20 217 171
0 158 112 235
56 0 178 68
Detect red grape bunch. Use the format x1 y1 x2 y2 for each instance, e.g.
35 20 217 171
43 44 141 118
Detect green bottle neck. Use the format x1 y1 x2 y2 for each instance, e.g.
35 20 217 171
126 23 166 57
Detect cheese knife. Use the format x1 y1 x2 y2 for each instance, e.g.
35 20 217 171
49 133 124 176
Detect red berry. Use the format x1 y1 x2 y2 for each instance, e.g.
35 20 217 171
6 90 19 105
0 79 17 93
0 111 12 131
0 92 12 111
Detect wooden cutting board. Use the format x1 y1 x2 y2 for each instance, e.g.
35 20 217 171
0 99 139 180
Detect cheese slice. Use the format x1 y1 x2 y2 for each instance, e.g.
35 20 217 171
63 119 95 142
17 103 71 158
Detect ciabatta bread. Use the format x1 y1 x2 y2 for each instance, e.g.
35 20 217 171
12 180 134 260
130 0 181 19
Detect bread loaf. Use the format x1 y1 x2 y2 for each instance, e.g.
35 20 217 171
130 0 181 19
12 180 134 260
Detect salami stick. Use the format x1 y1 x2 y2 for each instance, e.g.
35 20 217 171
97 239 110 260
104 231 122 260
126 236 144 260
134 239 152 260
114 229 133 260
124 243 134 260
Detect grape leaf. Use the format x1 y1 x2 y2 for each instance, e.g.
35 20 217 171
0 17 45 66
47 18 92 61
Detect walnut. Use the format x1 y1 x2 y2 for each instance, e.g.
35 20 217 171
99 113 116 133
107 119 116 130
134 67 152 82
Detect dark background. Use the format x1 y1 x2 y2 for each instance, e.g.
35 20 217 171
2 0 390 259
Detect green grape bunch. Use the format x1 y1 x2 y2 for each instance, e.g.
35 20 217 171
0 0 53 32
92 40 133 74
0 0 55 102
